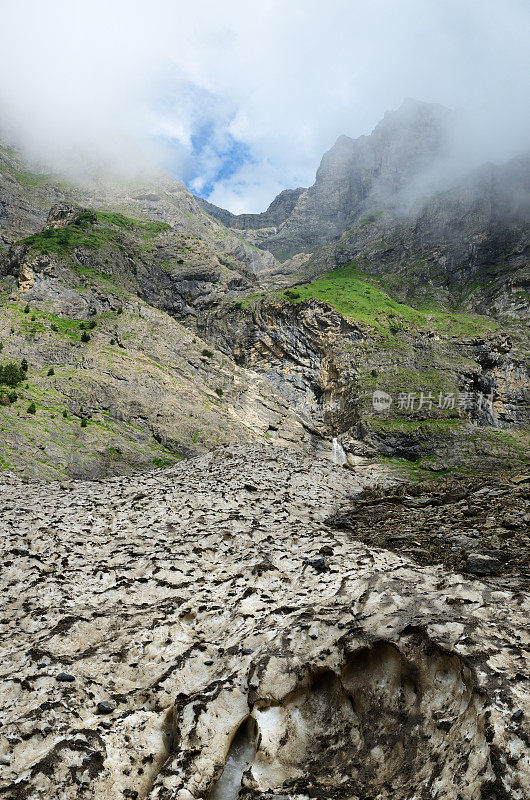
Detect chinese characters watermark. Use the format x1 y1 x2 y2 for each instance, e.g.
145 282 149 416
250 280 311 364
372 389 494 413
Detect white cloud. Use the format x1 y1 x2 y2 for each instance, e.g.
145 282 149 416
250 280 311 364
0 0 529 210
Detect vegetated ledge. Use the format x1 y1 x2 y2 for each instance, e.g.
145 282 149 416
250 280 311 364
241 262 501 340
204 280 529 474
20 208 171 258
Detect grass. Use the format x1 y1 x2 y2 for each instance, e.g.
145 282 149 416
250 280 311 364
21 209 171 258
248 263 499 339
369 418 463 435
481 428 527 454
13 169 52 187
380 456 476 481
357 209 383 227
355 366 461 401
152 456 181 467
95 212 171 236
0 151 53 187
5 302 91 341
275 265 426 331
22 221 120 257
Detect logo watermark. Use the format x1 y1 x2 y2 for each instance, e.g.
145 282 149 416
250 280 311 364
372 390 392 412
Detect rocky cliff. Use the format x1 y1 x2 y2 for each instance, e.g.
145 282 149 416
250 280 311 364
1 198 528 478
0 204 320 479
201 99 453 259
197 288 529 474
198 102 529 324
297 157 530 320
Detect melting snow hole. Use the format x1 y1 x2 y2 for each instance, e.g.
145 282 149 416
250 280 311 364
209 718 256 800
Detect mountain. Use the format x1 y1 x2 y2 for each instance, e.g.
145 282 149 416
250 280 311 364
1 104 530 800
198 100 530 322
198 186 305 232
200 98 454 258
293 155 530 319
0 163 319 478
0 101 529 480
0 142 277 277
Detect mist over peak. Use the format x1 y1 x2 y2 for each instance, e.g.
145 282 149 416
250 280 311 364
0 0 528 211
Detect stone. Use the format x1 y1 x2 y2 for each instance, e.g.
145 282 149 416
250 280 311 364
96 701 114 714
466 554 501 575
307 557 327 572
56 672 75 682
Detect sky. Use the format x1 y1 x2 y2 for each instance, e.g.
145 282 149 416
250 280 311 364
0 0 529 212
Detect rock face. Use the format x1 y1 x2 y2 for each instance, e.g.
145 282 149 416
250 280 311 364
199 297 530 468
304 157 530 320
1 107 529 478
198 102 529 322
0 208 320 479
200 299 363 428
0 446 528 800
202 99 452 259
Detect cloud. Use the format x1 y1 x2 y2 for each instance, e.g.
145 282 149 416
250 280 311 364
0 0 529 210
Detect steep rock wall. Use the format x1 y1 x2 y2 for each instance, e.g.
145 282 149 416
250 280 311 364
198 299 530 466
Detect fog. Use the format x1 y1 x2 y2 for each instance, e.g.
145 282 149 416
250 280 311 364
0 0 529 211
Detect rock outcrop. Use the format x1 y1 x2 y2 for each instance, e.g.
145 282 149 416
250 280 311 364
200 298 362 427
198 297 530 469
0 209 320 479
303 157 530 320
201 99 452 259
0 446 528 799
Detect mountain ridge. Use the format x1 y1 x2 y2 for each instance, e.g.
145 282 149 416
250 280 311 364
198 98 455 258
0 100 528 480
